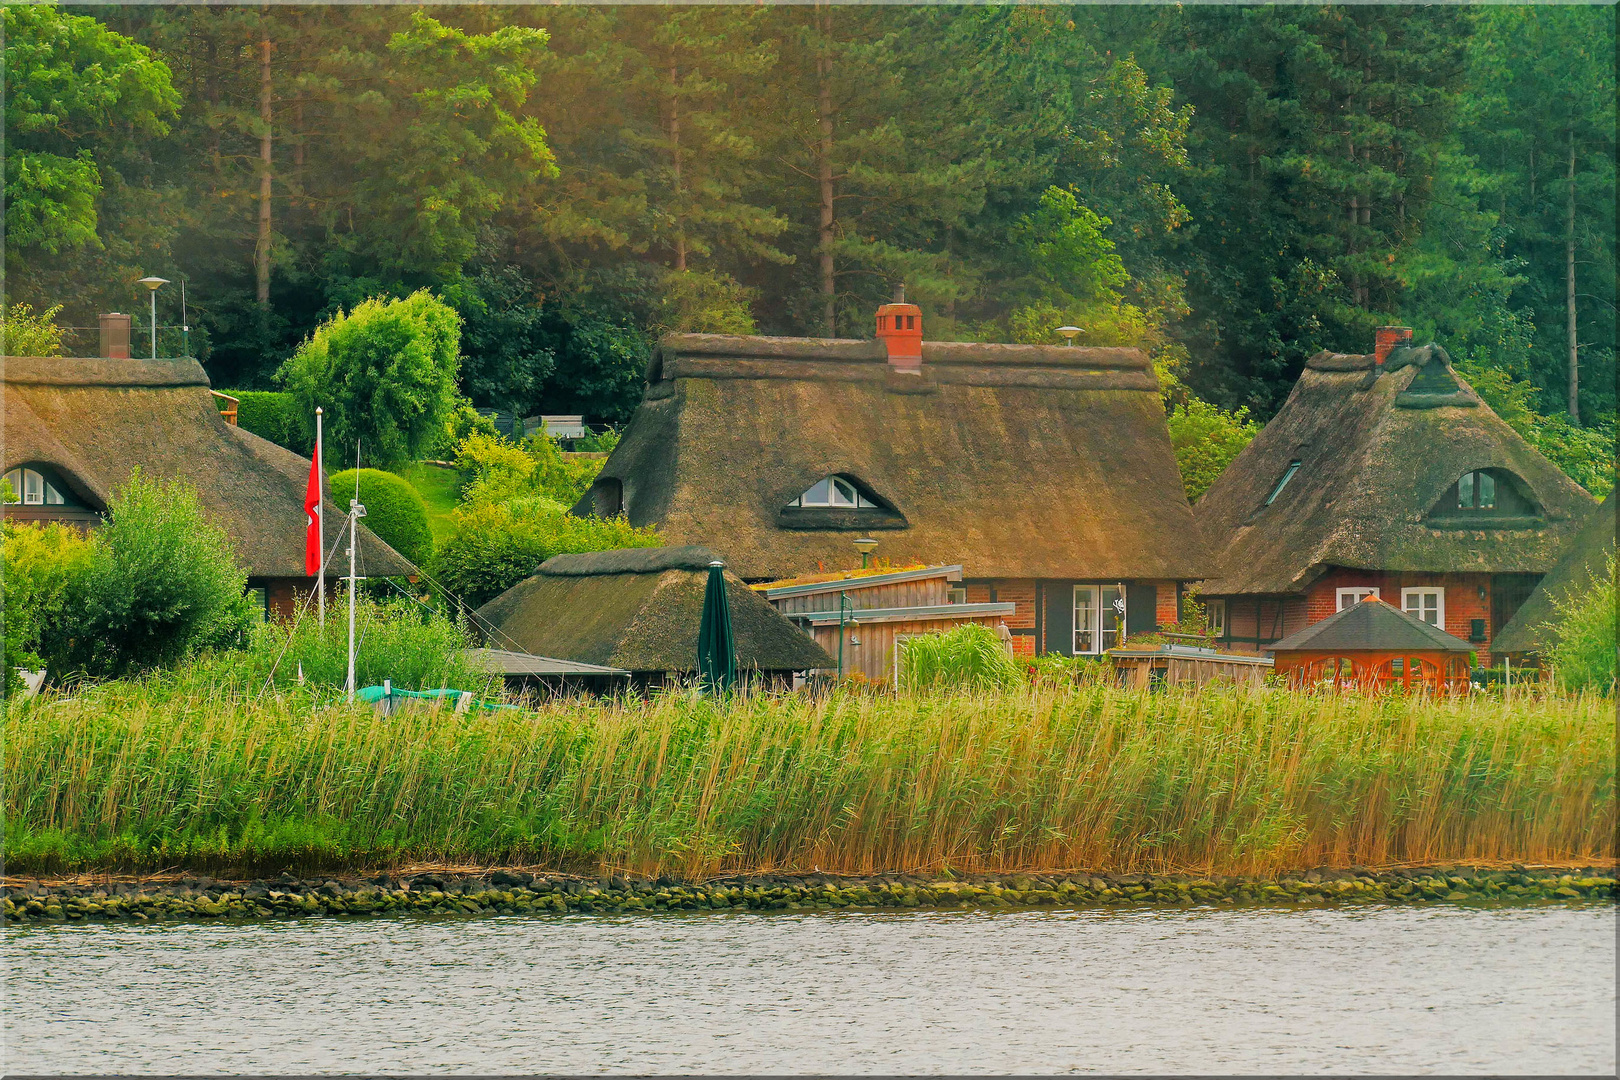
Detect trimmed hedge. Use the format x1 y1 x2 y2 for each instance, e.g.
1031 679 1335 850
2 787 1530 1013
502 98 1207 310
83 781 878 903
226 390 305 451
328 468 433 567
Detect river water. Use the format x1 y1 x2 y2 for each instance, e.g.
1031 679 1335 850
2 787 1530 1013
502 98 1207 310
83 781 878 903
6 904 1614 1074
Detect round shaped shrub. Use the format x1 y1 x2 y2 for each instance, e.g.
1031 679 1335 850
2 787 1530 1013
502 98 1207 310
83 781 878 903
328 468 433 567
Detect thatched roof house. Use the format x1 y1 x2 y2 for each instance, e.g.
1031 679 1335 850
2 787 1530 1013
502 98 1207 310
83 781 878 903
1492 491 1615 657
571 302 1208 658
3 355 412 617
474 546 833 681
1195 328 1597 658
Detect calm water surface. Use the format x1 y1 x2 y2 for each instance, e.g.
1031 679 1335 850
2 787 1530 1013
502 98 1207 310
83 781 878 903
6 905 1614 1074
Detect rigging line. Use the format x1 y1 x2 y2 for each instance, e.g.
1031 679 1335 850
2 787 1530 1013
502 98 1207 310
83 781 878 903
258 509 354 695
387 558 534 657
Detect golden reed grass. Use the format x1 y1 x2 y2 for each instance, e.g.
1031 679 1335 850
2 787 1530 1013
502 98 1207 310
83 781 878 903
6 676 1613 877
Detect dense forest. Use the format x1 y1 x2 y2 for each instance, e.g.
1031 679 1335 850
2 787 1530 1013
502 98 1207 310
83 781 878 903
5 4 1615 487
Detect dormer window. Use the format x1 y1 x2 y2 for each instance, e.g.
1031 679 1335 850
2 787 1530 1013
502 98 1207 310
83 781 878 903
4 466 69 506
1265 460 1301 506
791 476 878 509
1428 468 1541 524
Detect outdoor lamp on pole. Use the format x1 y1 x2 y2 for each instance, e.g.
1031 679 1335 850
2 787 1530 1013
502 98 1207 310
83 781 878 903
1056 326 1081 346
137 277 170 359
853 536 878 569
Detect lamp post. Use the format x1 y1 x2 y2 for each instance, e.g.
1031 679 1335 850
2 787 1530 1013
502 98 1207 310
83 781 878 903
853 536 878 570
837 591 855 681
137 277 169 358
1056 325 1081 346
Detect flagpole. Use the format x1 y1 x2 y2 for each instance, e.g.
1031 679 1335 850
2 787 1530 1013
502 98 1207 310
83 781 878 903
315 407 325 629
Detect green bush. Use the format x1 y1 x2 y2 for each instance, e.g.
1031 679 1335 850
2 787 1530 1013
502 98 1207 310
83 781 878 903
453 429 604 507
437 496 660 607
52 472 255 680
1 520 93 692
227 390 304 451
899 623 1025 692
278 290 462 468
1546 554 1617 692
1167 398 1260 502
328 467 433 566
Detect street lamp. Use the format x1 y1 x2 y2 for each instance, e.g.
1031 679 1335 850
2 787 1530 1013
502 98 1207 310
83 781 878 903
137 277 169 359
853 536 878 569
1056 325 1081 346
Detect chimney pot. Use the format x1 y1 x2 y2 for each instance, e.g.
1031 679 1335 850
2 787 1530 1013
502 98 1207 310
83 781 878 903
1374 325 1412 367
875 297 923 374
99 313 131 359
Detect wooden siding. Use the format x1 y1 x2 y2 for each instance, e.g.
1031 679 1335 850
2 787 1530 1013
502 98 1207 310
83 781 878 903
773 575 952 614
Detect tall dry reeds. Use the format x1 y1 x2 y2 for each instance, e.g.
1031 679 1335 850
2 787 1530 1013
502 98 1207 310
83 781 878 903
6 676 1613 877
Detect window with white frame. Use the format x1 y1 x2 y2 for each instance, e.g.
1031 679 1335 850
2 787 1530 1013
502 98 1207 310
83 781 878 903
1073 584 1125 654
1402 587 1444 627
3 466 68 506
1205 599 1226 637
1337 587 1380 610
789 476 878 509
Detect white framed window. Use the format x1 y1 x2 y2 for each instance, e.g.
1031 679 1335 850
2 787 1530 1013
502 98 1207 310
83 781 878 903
1337 587 1380 611
1205 599 1226 637
1402 587 1444 628
791 476 877 508
947 587 967 605
4 467 66 506
1073 584 1125 654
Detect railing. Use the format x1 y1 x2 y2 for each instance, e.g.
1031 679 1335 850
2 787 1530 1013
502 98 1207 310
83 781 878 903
211 390 239 426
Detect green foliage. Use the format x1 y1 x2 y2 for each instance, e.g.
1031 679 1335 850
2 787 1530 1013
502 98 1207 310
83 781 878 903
453 429 603 508
1546 555 1618 693
2 303 65 356
1 521 93 693
327 468 433 567
899 623 1025 692
226 390 303 451
572 428 622 454
2 4 179 257
437 496 661 607
278 291 462 468
654 270 758 334
1166 399 1260 502
243 597 491 694
55 472 254 680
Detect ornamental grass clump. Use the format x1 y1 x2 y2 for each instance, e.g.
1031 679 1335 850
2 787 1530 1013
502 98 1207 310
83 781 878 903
7 677 1611 877
899 623 1025 691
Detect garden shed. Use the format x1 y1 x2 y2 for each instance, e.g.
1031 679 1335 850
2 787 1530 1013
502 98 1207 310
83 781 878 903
1267 596 1474 693
473 546 833 687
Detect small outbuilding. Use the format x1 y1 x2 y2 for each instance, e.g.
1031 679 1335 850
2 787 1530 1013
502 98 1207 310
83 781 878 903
1267 597 1475 692
473 546 834 687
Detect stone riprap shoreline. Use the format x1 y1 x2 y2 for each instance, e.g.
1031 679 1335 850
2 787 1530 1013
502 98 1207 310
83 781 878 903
4 865 1614 925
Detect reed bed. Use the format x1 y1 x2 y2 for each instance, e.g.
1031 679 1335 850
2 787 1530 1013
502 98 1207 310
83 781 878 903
6 675 1613 877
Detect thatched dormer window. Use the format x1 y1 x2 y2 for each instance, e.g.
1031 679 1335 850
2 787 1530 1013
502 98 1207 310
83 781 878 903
791 476 879 509
1428 468 1542 527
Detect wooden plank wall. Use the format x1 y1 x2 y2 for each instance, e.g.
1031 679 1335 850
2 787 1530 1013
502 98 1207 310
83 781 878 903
774 576 952 615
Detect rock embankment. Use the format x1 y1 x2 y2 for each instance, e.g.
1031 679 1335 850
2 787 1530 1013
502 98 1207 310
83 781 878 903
3 866 1613 925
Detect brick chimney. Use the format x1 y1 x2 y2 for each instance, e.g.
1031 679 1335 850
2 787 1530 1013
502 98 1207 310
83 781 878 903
875 285 922 374
99 313 131 359
1374 325 1412 368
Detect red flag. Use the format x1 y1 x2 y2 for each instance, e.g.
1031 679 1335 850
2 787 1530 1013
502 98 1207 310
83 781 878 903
304 453 322 575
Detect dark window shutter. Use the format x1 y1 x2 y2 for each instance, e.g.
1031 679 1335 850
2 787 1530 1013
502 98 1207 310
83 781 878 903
1041 582 1075 656
1126 584 1158 637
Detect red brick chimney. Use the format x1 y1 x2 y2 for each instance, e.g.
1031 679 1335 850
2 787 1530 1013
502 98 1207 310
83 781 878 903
875 285 922 374
99 313 131 359
1374 325 1412 367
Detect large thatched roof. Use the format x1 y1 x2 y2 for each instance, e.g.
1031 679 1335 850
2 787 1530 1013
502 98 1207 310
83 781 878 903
473 545 834 673
2 356 412 578
571 334 1208 581
1492 491 1615 656
1196 345 1596 596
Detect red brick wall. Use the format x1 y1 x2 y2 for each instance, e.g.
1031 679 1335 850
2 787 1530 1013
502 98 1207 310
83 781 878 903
965 578 1038 657
1152 581 1180 627
1304 569 1497 660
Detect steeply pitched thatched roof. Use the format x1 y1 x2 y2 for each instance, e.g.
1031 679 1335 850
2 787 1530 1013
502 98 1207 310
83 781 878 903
1269 597 1474 654
473 545 834 673
1196 345 1596 596
572 333 1208 581
1492 492 1615 656
2 356 412 578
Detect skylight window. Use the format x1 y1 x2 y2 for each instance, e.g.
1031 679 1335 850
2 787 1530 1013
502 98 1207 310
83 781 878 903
791 476 878 509
1265 460 1301 506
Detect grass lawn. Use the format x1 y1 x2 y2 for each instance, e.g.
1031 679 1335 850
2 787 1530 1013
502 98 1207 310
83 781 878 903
393 462 460 544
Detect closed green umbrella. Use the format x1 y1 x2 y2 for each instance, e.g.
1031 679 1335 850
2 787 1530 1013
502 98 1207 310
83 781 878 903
696 559 737 693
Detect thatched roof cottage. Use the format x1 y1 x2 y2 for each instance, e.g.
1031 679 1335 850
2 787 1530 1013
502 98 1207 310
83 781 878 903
1491 491 1615 659
474 546 833 684
571 298 1209 658
2 353 412 619
1195 327 1597 660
